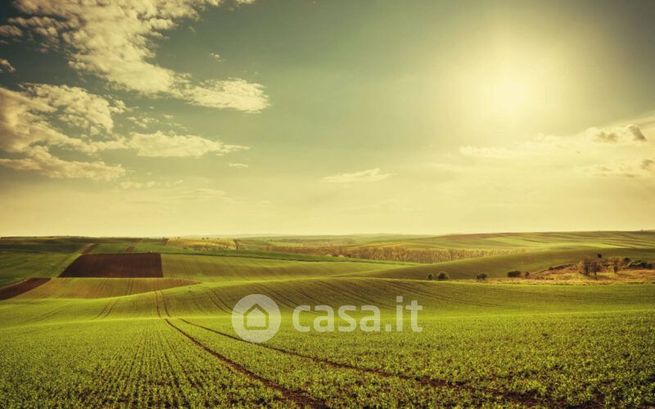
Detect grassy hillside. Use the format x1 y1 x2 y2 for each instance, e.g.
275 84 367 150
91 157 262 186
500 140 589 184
1 233 654 407
16 278 198 299
162 254 404 281
245 231 655 250
0 252 79 287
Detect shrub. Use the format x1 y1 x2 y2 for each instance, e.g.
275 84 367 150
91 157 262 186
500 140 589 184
628 260 654 269
437 272 449 281
476 273 487 281
427 273 434 280
507 270 521 278
524 271 530 278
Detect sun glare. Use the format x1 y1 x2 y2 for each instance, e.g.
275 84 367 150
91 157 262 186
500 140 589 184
490 78 529 117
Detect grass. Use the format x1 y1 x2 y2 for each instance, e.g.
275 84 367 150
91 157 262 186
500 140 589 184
161 253 405 281
0 233 654 407
0 252 80 287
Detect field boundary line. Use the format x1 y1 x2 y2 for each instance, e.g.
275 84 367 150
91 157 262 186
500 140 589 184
81 243 97 254
164 318 325 408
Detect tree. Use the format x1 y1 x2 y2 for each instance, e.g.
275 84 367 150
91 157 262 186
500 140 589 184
579 258 592 276
437 272 449 281
233 239 241 253
507 270 521 278
427 273 434 280
476 273 487 281
609 257 622 274
581 257 602 278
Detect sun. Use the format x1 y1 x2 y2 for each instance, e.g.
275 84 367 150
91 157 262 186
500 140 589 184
490 78 529 117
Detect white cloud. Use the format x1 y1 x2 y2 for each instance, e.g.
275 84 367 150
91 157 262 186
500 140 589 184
0 146 125 181
119 179 183 190
24 83 125 134
228 162 249 168
209 52 221 61
0 58 15 73
460 135 567 159
0 85 126 180
322 168 393 183
0 85 124 154
456 118 655 183
182 79 269 112
128 131 248 158
2 0 268 112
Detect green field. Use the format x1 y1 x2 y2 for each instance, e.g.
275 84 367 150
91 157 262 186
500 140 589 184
1 233 654 407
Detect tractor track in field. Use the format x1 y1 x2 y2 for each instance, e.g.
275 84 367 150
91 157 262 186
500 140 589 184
164 318 325 409
179 318 572 408
95 296 120 320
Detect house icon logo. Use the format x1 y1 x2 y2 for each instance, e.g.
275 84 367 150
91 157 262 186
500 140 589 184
244 304 269 329
232 294 281 343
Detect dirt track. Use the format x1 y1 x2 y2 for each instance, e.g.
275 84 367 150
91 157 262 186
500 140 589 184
0 278 51 300
60 253 163 278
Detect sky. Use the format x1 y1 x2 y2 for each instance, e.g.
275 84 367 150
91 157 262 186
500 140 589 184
0 0 654 236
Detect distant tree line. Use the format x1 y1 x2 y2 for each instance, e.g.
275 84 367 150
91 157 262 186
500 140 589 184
265 245 525 264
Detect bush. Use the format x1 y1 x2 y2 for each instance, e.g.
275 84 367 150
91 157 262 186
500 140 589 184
628 260 654 269
524 271 530 278
507 270 521 278
476 273 487 281
427 273 434 280
437 272 449 281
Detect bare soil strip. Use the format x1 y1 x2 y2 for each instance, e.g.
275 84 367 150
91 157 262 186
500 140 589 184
165 319 325 408
60 253 163 278
180 318 564 408
0 278 51 300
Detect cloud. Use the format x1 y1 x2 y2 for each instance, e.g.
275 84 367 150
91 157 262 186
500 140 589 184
0 146 125 181
119 179 183 190
182 79 269 112
1 0 268 112
0 85 124 154
586 124 648 144
322 168 393 183
580 159 655 178
24 83 125 134
0 58 15 73
628 124 648 142
209 52 221 61
0 84 126 179
228 162 249 168
460 135 567 159
0 25 22 37
128 131 248 158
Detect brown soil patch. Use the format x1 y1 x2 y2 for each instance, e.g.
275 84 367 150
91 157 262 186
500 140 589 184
0 278 51 300
60 253 163 278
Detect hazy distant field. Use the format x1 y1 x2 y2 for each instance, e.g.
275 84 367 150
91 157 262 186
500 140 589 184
1 233 654 407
